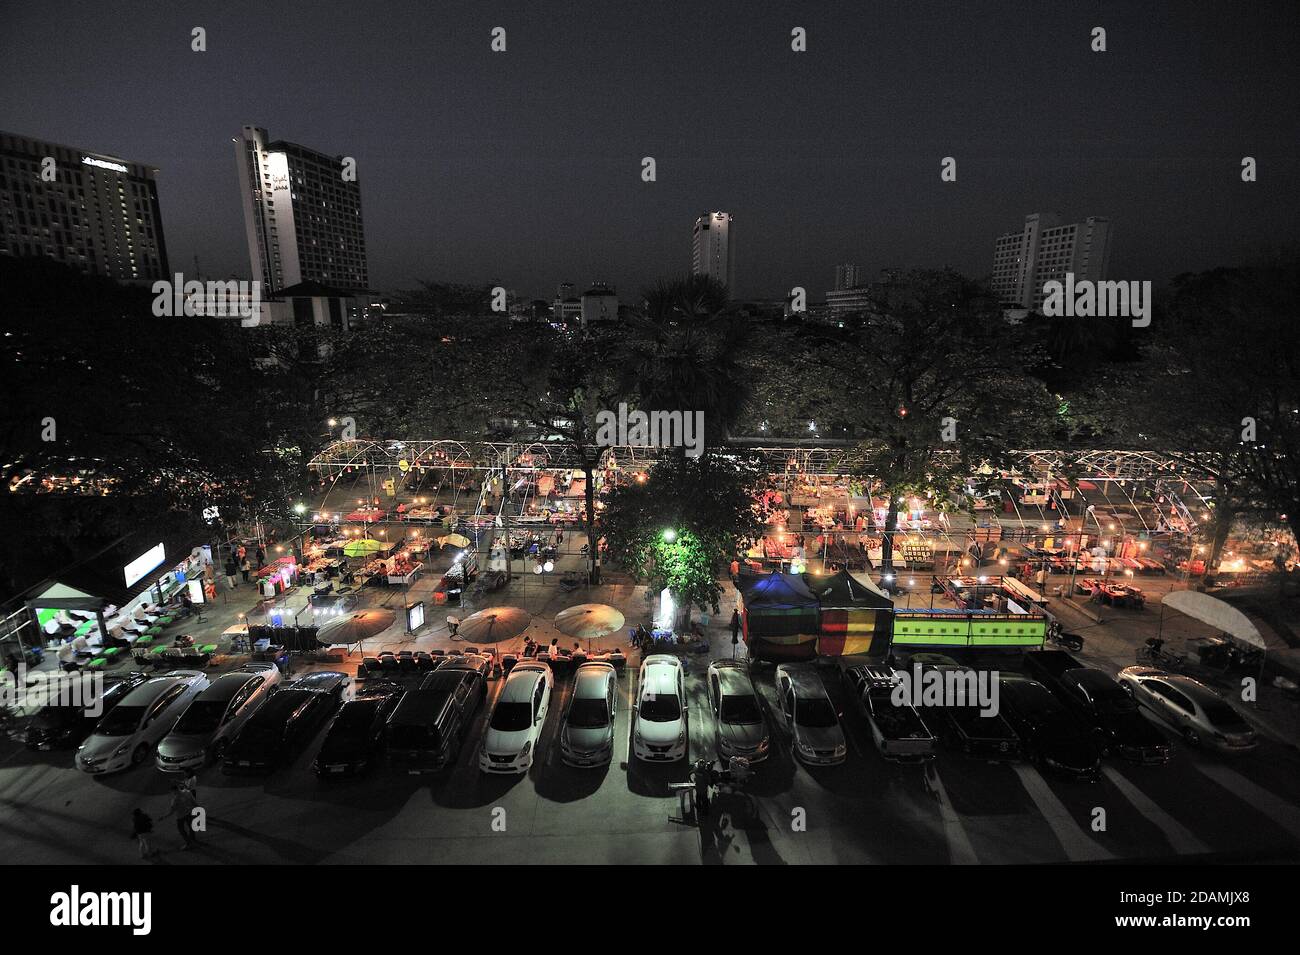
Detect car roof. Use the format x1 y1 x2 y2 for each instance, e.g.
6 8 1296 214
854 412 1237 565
120 675 194 706
1158 674 1221 703
777 665 826 698
573 663 614 698
501 666 545 702
290 671 346 691
714 665 756 697
250 688 314 720
642 654 680 671
641 660 681 697
847 664 898 688
1065 668 1124 693
392 672 462 722
197 670 264 702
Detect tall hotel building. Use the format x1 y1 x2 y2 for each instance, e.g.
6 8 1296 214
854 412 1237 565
692 211 734 293
991 213 1111 310
235 126 368 292
0 130 169 283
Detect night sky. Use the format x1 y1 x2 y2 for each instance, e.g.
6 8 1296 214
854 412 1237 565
3 0 1296 298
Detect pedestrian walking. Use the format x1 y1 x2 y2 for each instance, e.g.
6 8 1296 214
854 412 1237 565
181 769 198 801
164 783 200 849
132 808 155 858
224 559 238 590
255 547 265 569
730 608 741 641
446 614 460 637
236 544 246 563
692 759 713 819
240 557 251 583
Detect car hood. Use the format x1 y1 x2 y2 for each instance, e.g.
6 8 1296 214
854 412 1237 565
1102 711 1168 746
78 734 133 761
156 733 210 759
563 724 612 750
719 720 766 749
795 725 843 750
483 727 531 754
636 718 683 745
1039 736 1099 771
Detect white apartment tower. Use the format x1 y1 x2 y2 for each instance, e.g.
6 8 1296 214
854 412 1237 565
692 211 734 293
235 126 368 292
992 213 1112 310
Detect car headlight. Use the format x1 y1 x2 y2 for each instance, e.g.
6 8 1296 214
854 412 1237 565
797 739 814 754
677 729 686 745
519 741 532 758
833 744 846 757
113 743 130 757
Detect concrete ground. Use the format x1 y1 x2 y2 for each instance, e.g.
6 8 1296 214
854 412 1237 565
2 567 1299 865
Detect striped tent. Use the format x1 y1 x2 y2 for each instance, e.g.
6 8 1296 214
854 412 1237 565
811 570 893 657
739 573 819 662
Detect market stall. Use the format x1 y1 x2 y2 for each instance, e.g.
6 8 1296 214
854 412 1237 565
739 573 819 662
810 570 893 657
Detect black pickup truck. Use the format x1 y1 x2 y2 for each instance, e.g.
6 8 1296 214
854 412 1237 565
1023 650 1171 764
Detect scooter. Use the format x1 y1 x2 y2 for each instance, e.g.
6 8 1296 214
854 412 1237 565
1046 622 1084 652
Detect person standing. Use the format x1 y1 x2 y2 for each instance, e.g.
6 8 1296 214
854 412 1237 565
224 558 238 590
692 759 713 819
730 608 741 643
240 557 251 584
164 783 200 849
255 547 266 569
132 808 155 858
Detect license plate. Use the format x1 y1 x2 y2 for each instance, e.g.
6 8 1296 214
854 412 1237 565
239 760 250 766
329 766 345 773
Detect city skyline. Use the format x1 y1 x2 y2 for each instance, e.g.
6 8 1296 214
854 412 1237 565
2 1 1296 299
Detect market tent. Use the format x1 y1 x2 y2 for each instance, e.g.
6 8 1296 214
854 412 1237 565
809 570 893 657
1162 591 1266 649
739 573 819 661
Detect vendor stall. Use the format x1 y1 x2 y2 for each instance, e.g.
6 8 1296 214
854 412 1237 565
739 573 819 662
810 570 893 657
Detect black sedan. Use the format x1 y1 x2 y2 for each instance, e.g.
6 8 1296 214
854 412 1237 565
313 684 403 777
998 677 1102 781
25 673 148 751
1055 668 1171 763
222 671 348 774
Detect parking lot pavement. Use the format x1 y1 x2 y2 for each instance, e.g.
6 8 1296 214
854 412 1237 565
2 651 1299 865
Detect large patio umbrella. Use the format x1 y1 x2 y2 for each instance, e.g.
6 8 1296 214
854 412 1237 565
343 538 385 558
554 603 625 646
458 606 533 644
317 608 396 651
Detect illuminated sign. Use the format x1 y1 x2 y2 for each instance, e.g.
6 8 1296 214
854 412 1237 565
123 543 166 588
407 601 425 632
82 156 129 173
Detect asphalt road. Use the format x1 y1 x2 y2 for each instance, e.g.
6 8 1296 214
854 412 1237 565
2 656 1298 865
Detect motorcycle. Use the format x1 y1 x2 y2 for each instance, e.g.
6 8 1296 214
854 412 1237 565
1046 621 1084 652
1135 637 1185 671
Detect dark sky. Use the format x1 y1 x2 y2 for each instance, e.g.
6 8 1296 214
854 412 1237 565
3 1 1297 299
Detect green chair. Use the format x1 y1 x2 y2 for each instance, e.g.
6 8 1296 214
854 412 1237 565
156 615 175 627
87 657 107 669
150 645 169 656
146 625 164 636
198 644 218 655
134 636 153 646
101 647 121 657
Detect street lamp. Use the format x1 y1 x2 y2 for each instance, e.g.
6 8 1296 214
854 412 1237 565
662 529 677 543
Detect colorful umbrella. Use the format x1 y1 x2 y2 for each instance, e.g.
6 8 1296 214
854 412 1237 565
316 608 396 647
342 538 385 557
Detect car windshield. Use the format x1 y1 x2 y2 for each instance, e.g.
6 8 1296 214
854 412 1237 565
174 700 227 735
639 693 681 722
795 697 837 728
1095 694 1138 717
237 722 280 746
567 698 609 728
868 692 928 737
490 701 533 732
389 725 433 749
95 705 144 736
1202 701 1250 731
33 705 76 728
720 694 762 725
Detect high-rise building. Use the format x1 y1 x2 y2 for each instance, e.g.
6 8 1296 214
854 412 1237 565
0 130 169 283
580 283 619 325
992 213 1111 310
692 211 734 293
833 263 863 291
235 126 368 293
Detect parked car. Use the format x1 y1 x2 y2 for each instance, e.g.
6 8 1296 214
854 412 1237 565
706 660 769 763
843 665 935 762
775 664 846 766
75 671 209 774
480 661 553 773
559 662 617 768
221 671 348 774
997 676 1102 780
26 672 148 751
313 683 404 777
388 662 488 774
155 663 281 771
1023 651 1170 763
633 654 688 762
1117 666 1258 754
922 664 1021 760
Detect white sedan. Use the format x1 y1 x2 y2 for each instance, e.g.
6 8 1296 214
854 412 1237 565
76 671 209 774
479 662 553 773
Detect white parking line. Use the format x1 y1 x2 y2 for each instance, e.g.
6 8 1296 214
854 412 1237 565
1195 762 1300 844
924 764 979 864
1012 763 1116 862
1101 765 1210 855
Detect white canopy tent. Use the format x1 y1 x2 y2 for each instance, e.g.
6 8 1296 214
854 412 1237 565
1161 590 1266 650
